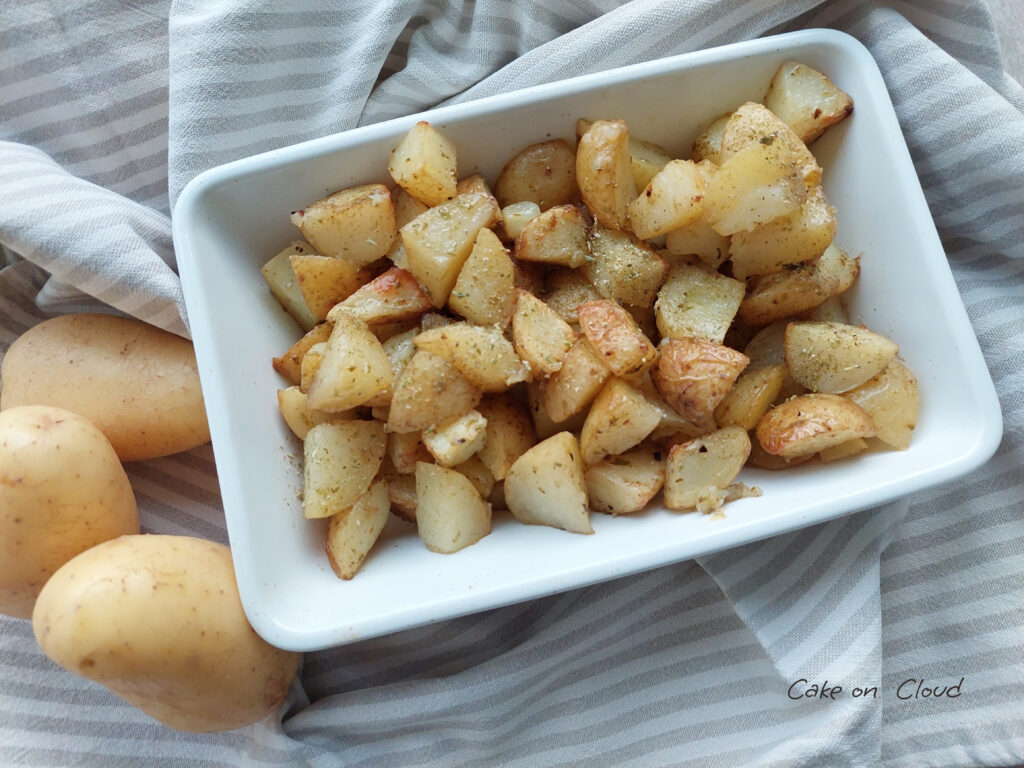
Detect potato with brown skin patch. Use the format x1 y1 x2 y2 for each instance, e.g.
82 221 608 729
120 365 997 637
763 61 854 144
514 204 591 268
576 119 636 231
577 299 657 376
388 121 459 206
756 393 875 459
651 337 749 424
290 183 396 264
327 267 433 326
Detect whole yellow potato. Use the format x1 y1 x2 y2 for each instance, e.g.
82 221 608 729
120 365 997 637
0 314 209 461
33 535 301 732
0 406 139 618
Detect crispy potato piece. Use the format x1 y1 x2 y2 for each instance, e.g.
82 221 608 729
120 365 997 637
495 139 577 210
691 112 731 165
277 386 337 440
387 430 431 474
299 342 326 394
580 378 663 466
714 364 787 431
703 139 808 235
401 193 498 307
720 102 821 185
785 321 899 393
739 245 859 325
449 228 516 328
577 299 657 376
272 322 331 384
576 119 637 231
387 350 481 433
655 264 745 344
505 432 592 534
290 184 396 264
845 360 919 450
664 426 751 513
627 159 705 240
729 186 836 280
289 253 367 321
539 337 611 423
584 444 666 515
423 410 488 468
303 420 386 519
415 322 529 393
325 477 389 579
388 121 458 206
512 289 577 377
544 268 603 325
514 204 591 268
764 61 854 144
756 393 875 459
306 313 393 412
819 437 869 463
261 243 319 331
454 454 495 500
584 226 667 308
652 337 749 424
327 266 432 326
476 395 535 481
577 118 672 191
415 462 491 553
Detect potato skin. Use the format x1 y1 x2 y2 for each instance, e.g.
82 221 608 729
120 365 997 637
756 393 875 458
0 314 209 461
0 406 139 618
32 535 300 733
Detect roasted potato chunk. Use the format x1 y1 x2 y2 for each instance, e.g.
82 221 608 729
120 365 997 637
690 112 731 165
584 445 665 515
720 102 821 186
714 364 787 431
303 420 386 518
539 337 611 423
289 253 367 321
476 395 535 481
844 360 919 450
576 119 637 231
277 386 336 440
495 139 578 210
326 477 389 579
501 201 541 240
756 393 875 459
655 264 745 344
291 184 397 264
272 322 331 385
448 228 516 328
627 159 706 240
514 204 591 268
577 118 672 191
652 337 749 424
544 268 603 325
387 430 431 474
415 322 529 393
664 426 751 513
784 321 899 394
423 410 488 468
327 267 432 326
584 226 667 308
763 61 854 144
580 378 663 466
512 289 577 377
577 299 657 376
261 243 319 331
306 312 393 412
387 350 481 433
415 462 491 553
388 121 458 206
505 432 592 534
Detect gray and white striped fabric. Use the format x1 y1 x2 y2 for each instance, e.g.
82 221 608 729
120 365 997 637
2 1 1023 765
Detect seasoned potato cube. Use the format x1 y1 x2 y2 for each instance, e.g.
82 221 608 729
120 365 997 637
652 337 749 424
501 201 541 240
512 290 577 377
423 410 488 467
756 393 875 459
539 337 611 423
325 477 389 579
577 299 657 376
387 350 481 433
415 322 528 393
272 322 331 384
456 174 501 214
703 139 808 235
844 360 919 450
664 426 751 513
495 139 578 210
577 118 672 191
290 184 396 264
514 204 591 268
584 445 666 515
415 462 491 553
580 378 663 466
739 245 859 325
764 61 854 144
690 112 731 165
476 395 535 481
505 432 592 534
306 313 393 412
785 321 899 393
449 228 517 328
299 342 326 394
627 159 705 240
576 119 637 231
303 420 386 519
453 454 495 499
327 267 432 326
544 268 603 325
277 385 337 440
289 253 367 321
382 327 419 383
388 121 458 206
729 186 836 279
713 364 787 431
819 437 869 463
720 102 821 185
628 370 713 442
655 264 745 344
584 226 667 308
401 193 498 307
387 430 431 474
261 243 319 331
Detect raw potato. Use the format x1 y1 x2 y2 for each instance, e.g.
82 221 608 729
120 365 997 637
289 252 367 320
784 321 899 393
415 322 529 392
512 289 577 377
303 420 386 518
326 477 390 579
580 378 663 466
576 119 637 231
449 228 516 328
327 267 432 326
651 337 749 424
32 535 300 733
290 183 396 264
0 314 209 461
494 139 578 210
756 393 876 459
577 300 657 376
626 159 705 240
388 121 458 206
0 406 139 619
476 395 535 481
664 426 751 513
306 312 393 412
655 264 745 344
514 204 591 268
261 242 319 330
584 226 667 308
415 462 492 553
763 60 854 144
845 360 920 450
584 445 666 515
505 432 592 534
273 322 332 385
387 350 481 433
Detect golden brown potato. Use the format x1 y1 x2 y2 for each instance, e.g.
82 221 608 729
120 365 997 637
415 462 492 553
505 432 592 534
580 378 663 466
327 266 432 326
290 183 397 264
756 393 875 459
576 119 637 231
387 350 481 433
539 337 611 423
495 139 578 210
739 245 859 325
326 477 389 579
414 322 529 393
289 252 367 321
272 322 331 385
512 289 577 377
449 228 516 328
577 118 672 191
785 321 899 394
303 420 386 518
627 159 705 240
844 360 919 450
306 312 393 412
261 242 320 330
514 204 591 268
763 61 854 144
476 394 536 481
713 364 787 431
544 268 604 325
664 426 751 513
388 121 458 206
720 102 821 185
584 444 665 515
422 410 488 467
651 337 749 424
690 112 731 165
577 299 657 376
655 263 745 344
584 226 667 308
